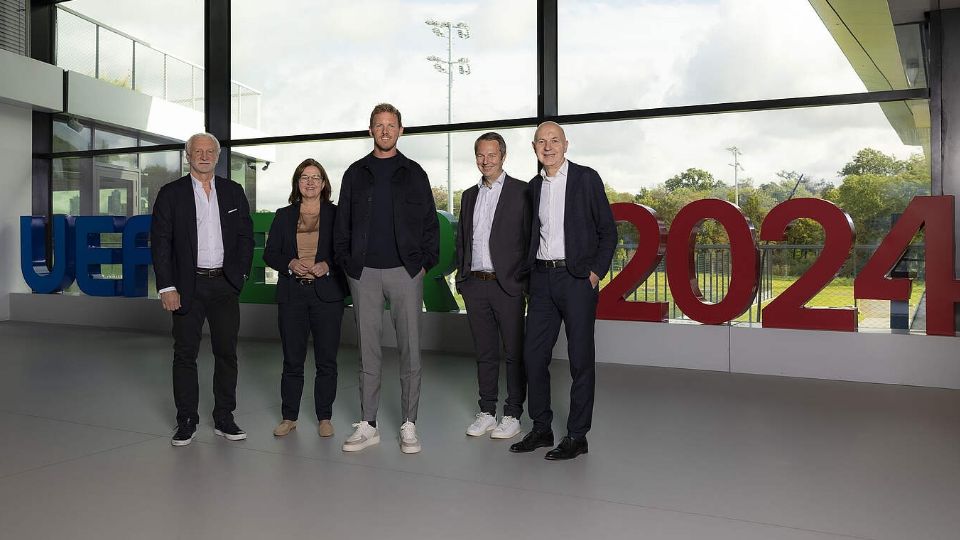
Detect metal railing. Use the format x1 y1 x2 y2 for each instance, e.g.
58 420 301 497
607 243 926 329
55 6 261 129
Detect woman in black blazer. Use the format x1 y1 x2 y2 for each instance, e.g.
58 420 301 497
263 158 347 438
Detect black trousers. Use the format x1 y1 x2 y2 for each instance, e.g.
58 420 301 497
460 278 526 418
524 267 598 439
278 283 344 422
172 275 240 426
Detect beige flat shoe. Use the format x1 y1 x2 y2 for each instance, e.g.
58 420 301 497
318 419 334 437
273 419 297 437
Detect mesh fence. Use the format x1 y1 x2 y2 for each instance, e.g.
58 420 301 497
97 27 133 88
56 9 97 76
133 42 165 98
55 6 249 122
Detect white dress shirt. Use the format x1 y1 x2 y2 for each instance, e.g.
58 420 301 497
158 175 224 295
193 175 225 269
470 171 506 272
536 159 568 261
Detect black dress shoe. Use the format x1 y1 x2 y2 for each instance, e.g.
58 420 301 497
509 429 554 453
544 436 588 460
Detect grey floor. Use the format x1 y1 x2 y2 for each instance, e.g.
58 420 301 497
0 322 958 540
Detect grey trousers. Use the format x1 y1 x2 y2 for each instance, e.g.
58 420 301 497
347 266 424 423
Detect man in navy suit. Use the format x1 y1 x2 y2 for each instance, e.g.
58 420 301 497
455 132 531 440
151 132 254 447
509 122 617 460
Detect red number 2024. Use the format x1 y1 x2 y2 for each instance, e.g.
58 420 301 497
596 196 958 336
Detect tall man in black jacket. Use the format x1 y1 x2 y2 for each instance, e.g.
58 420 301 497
334 103 438 454
456 132 531 440
151 132 254 447
509 122 617 460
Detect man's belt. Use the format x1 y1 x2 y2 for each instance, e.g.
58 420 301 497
470 271 497 281
535 259 566 268
294 276 315 285
196 267 224 277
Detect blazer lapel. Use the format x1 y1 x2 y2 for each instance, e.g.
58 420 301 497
215 177 234 250
290 203 302 260
489 177 510 237
461 186 478 269
182 177 198 267
563 162 579 242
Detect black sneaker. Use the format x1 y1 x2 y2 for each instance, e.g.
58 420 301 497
214 419 247 441
171 421 197 447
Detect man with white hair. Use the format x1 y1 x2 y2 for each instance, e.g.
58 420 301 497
151 132 254 447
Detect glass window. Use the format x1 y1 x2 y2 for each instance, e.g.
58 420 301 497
234 127 537 214
558 0 921 114
231 0 537 137
560 101 929 330
53 118 92 153
52 158 85 215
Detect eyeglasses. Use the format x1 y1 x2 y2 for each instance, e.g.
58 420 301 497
299 175 324 184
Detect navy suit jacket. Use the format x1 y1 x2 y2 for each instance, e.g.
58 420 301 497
526 161 617 280
263 201 347 303
150 175 254 313
455 175 531 297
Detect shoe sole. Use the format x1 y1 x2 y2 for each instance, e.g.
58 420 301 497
273 425 296 437
171 435 194 447
490 428 521 439
466 425 496 437
544 449 588 461
214 429 247 441
342 434 380 452
400 442 422 454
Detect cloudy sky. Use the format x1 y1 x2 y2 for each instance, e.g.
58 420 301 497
64 0 923 211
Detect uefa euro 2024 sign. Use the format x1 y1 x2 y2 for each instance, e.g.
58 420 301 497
20 196 960 336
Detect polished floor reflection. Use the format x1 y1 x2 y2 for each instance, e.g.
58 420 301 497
0 321 958 540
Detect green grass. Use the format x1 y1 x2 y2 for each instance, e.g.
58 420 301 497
449 272 925 326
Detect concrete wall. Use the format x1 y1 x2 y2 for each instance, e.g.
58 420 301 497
0 103 33 320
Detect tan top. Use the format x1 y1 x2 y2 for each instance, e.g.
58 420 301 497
296 205 320 262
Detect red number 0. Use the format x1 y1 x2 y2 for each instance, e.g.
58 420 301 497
855 196 960 336
760 198 857 331
597 203 668 321
666 199 759 324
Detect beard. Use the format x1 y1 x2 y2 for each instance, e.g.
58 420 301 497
374 137 398 154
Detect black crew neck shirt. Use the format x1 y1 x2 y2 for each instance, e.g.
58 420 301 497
364 153 403 269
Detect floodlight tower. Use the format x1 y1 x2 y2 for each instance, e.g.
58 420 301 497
425 19 471 214
727 146 744 206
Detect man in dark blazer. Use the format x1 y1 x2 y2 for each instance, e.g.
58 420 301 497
456 132 531 440
151 132 254 447
509 121 617 460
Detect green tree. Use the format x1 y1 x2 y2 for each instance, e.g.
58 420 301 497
839 148 905 176
665 168 721 192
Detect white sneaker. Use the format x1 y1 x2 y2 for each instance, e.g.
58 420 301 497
342 421 380 452
491 416 521 439
399 421 421 454
466 412 497 437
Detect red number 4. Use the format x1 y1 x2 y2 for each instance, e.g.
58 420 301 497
855 196 960 336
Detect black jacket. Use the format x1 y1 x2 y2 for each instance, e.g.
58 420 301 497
333 151 439 280
455 175 531 297
526 161 617 279
263 201 347 303
150 175 254 313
